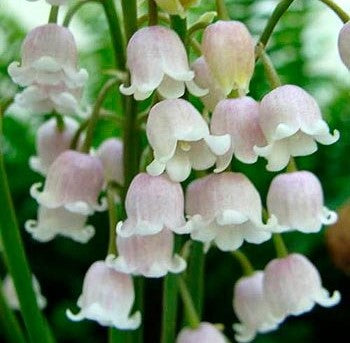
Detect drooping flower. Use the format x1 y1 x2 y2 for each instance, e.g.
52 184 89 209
154 0 200 18
202 20 255 96
25 206 95 243
30 150 105 215
267 171 337 233
106 229 186 278
211 97 266 171
254 85 339 171
233 271 282 343
191 57 225 112
2 274 47 310
186 172 274 252
117 173 190 237
29 117 79 176
67 261 141 329
176 322 226 343
96 138 124 185
146 99 231 182
263 254 341 319
338 21 350 69
120 26 206 100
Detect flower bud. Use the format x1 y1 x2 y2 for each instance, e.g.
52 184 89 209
191 57 225 112
254 85 339 171
186 172 274 252
211 97 266 171
30 150 105 215
267 171 337 233
29 117 79 176
67 261 141 329
2 274 46 310
120 26 206 100
202 20 255 96
176 322 226 343
338 21 350 69
117 173 190 237
154 0 200 18
263 254 340 318
106 229 186 278
25 206 95 243
146 99 230 182
233 272 282 343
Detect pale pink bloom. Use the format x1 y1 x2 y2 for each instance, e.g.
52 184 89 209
338 21 350 69
106 229 186 278
29 117 79 176
154 0 200 18
30 150 106 216
176 322 226 343
211 97 266 171
267 171 337 233
191 57 225 112
146 99 231 182
254 85 339 171
67 261 141 329
117 173 190 237
2 274 47 310
202 20 255 96
264 254 341 319
8 24 87 89
25 206 95 243
186 172 274 252
96 138 124 185
120 26 206 100
233 272 282 343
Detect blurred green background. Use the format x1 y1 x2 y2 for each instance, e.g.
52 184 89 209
0 0 349 342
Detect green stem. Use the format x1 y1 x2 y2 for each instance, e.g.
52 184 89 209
232 250 254 276
171 15 187 41
0 115 53 343
107 184 118 255
273 233 288 258
319 0 350 23
178 277 200 329
148 0 158 26
0 279 26 343
286 157 298 172
215 0 230 20
121 0 138 42
63 0 99 27
138 13 170 27
82 78 118 153
260 51 282 89
48 6 59 23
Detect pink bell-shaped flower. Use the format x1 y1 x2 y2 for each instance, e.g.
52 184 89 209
202 20 255 96
29 117 79 176
154 0 200 18
30 150 105 215
186 172 274 251
8 24 87 89
117 173 190 237
233 272 282 343
96 138 124 185
66 261 141 329
267 171 337 233
338 21 350 69
254 85 339 171
191 57 225 112
264 254 341 318
120 26 206 100
2 274 47 310
106 229 186 278
25 206 95 243
146 99 231 182
211 97 266 171
176 322 226 343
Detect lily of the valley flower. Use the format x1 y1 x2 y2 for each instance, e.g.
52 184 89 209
176 322 226 343
120 26 207 100
338 21 350 69
186 172 274 252
267 171 337 233
31 150 106 216
106 229 186 278
146 99 231 182
67 261 141 329
117 173 190 237
154 0 200 18
254 85 339 171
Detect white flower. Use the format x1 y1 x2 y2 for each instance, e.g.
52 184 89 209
176 322 226 343
338 21 350 69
